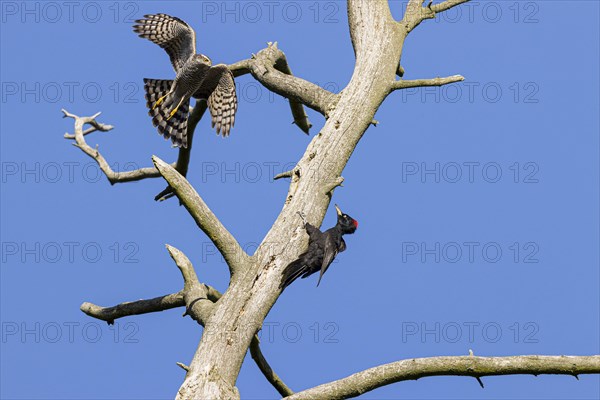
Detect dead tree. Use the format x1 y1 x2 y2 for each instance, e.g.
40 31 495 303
63 1 600 398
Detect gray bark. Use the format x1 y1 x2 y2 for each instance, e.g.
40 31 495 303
175 2 404 397
286 355 600 399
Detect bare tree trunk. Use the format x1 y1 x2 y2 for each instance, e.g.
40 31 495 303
176 2 404 397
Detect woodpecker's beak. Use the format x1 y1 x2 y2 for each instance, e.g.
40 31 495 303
335 204 343 216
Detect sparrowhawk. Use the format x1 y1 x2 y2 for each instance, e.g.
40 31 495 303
133 14 238 148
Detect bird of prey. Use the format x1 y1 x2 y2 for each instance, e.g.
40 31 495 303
280 205 358 289
133 14 237 148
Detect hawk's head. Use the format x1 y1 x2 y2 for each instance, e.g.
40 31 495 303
195 54 212 66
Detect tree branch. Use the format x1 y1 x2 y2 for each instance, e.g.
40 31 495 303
165 245 216 325
228 51 313 132
80 260 291 397
63 104 207 196
231 42 339 124
153 156 250 274
80 246 224 326
431 0 471 13
80 292 185 325
63 124 106 139
169 252 295 398
250 335 294 397
62 109 168 184
286 355 600 400
274 170 295 180
402 0 471 32
230 47 315 132
390 74 465 91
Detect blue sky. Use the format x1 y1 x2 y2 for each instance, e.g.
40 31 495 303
1 1 599 399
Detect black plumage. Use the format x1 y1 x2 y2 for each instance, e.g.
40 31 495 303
280 205 358 289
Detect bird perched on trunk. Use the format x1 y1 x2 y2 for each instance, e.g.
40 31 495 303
280 205 358 289
133 14 237 148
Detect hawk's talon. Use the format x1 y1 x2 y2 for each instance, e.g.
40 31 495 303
167 97 186 120
166 107 179 121
152 94 168 110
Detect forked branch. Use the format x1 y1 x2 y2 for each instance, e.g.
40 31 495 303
80 246 291 397
402 0 471 32
165 245 215 325
62 109 167 183
229 42 340 123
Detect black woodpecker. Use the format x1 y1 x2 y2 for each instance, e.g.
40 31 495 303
280 204 358 289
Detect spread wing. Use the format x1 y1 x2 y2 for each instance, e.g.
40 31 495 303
133 14 196 71
317 237 346 287
195 65 238 137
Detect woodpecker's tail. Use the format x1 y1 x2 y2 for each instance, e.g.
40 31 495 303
143 78 190 148
280 258 308 290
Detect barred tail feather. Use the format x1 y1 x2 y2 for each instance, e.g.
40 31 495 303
143 78 190 148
